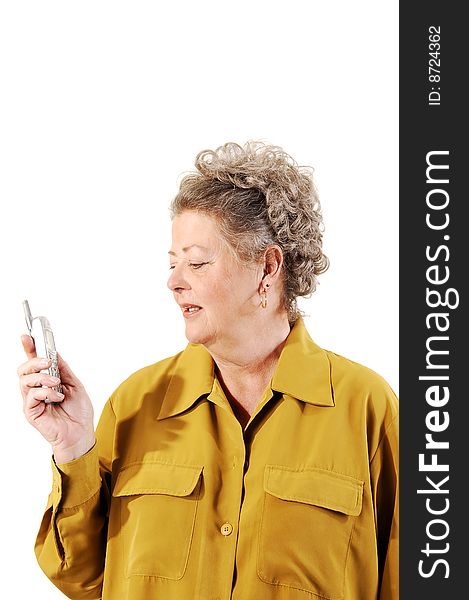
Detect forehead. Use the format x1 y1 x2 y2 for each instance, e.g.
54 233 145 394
170 211 224 253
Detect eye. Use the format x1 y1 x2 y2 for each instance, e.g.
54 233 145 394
169 265 175 270
189 262 208 269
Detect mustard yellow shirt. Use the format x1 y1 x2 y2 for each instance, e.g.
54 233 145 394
35 317 398 600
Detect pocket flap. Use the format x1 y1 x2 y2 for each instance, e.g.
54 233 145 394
264 465 363 516
113 462 203 497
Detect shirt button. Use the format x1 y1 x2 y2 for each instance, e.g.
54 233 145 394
220 522 233 536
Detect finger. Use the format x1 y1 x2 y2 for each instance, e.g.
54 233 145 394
17 357 51 377
21 334 37 360
24 386 65 412
20 372 61 394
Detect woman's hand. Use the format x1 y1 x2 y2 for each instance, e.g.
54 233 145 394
18 335 96 464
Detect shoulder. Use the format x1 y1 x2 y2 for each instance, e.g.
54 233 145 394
325 349 396 396
119 352 182 388
107 350 184 415
323 350 398 460
324 349 398 422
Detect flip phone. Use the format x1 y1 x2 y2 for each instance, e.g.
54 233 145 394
23 299 63 400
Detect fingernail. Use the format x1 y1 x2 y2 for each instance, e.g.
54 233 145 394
39 359 49 366
57 392 65 400
50 377 60 384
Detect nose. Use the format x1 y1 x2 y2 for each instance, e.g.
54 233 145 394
167 263 190 293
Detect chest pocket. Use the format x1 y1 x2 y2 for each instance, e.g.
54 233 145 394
257 465 364 599
113 461 203 580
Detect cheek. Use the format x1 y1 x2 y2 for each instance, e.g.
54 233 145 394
216 278 258 314
197 260 258 315
208 280 234 307
199 275 237 316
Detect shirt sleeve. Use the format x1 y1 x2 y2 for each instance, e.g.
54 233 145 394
370 413 399 600
34 398 116 600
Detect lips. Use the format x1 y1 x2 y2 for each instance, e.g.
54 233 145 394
179 303 203 316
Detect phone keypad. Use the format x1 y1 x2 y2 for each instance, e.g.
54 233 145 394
48 350 62 394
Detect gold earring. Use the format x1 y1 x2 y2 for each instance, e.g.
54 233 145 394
261 288 267 309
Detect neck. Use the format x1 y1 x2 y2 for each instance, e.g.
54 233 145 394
206 311 292 387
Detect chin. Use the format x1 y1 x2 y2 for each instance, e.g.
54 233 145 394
184 320 212 346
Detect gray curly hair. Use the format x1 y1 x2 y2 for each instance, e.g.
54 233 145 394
169 141 329 326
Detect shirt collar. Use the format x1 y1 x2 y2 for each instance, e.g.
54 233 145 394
156 317 334 420
156 342 214 420
271 317 334 407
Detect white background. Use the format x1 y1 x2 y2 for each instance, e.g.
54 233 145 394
0 1 398 597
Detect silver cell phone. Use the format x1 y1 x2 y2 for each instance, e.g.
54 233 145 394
23 299 63 400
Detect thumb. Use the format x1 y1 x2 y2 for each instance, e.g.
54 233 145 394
21 334 37 359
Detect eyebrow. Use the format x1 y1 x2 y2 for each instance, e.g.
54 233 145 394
168 244 209 256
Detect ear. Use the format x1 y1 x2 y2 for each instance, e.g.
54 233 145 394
261 245 284 287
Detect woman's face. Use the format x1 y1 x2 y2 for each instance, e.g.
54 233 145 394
167 210 263 348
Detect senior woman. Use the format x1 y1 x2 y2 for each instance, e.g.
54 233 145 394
18 141 398 600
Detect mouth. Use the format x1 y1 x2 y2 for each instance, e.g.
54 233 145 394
180 304 203 318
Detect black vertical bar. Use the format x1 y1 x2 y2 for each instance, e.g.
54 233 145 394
400 2 467 598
